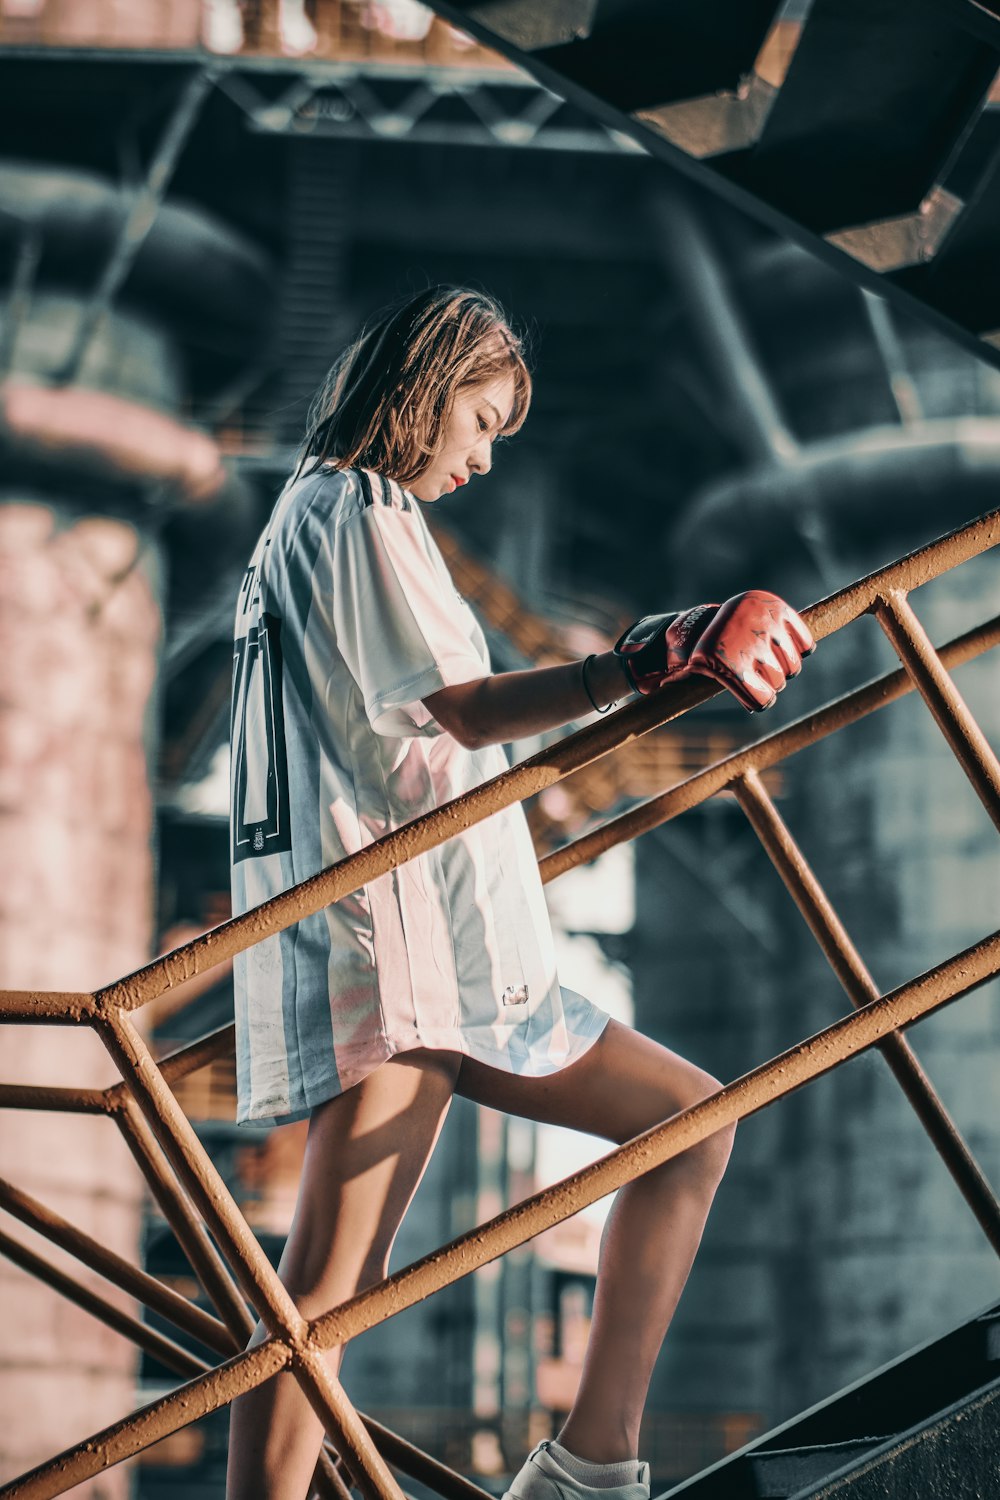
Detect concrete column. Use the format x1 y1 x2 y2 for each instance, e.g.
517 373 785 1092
0 299 175 1493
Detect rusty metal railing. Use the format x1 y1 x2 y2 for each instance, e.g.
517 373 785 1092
2 508 1000 1500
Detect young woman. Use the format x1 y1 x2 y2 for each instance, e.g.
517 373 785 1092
227 286 813 1500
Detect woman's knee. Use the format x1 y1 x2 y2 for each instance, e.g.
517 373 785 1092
679 1067 735 1176
627 1064 734 1189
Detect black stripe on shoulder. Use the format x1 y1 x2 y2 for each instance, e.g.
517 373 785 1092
357 470 375 509
379 475 393 507
383 476 411 511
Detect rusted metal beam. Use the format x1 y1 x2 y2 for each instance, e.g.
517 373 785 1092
0 991 95 1023
1 509 998 1029
539 611 1000 882
303 927 1000 1354
56 505 998 1023
0 1083 109 1113
292 1348 406 1500
0 1175 232 1355
156 1024 241 1085
3 1337 291 1500
875 589 1000 834
0 1112 439 1500
0 1225 206 1381
115 1099 253 1348
11 925 1000 1499
316 1448 357 1500
99 1011 405 1500
2 483 1000 1500
734 769 1000 1254
21 595 988 1151
104 1018 310 1332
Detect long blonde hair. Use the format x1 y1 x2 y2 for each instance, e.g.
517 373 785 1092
295 286 532 485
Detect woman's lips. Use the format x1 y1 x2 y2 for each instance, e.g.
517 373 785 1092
451 474 467 487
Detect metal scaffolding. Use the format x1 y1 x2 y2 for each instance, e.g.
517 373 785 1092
2 506 1000 1499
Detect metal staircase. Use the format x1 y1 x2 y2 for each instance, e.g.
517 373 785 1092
659 1301 1000 1497
429 0 1000 371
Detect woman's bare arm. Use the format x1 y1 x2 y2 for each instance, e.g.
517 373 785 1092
422 651 628 749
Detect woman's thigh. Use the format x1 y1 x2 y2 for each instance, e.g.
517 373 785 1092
455 1020 724 1146
278 1047 462 1307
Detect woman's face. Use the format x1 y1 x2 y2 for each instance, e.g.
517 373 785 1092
408 372 516 502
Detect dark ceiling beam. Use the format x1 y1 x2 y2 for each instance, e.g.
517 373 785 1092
426 0 1000 378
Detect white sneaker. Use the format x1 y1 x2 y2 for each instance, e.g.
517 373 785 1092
502 1442 651 1500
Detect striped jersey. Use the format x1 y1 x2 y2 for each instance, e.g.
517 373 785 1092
230 464 607 1123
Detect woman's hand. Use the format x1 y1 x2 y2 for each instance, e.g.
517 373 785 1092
615 590 815 712
424 589 814 748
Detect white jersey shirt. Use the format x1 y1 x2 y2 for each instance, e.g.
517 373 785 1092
230 464 608 1124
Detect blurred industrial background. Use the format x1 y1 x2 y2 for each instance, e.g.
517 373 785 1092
1 1 999 1496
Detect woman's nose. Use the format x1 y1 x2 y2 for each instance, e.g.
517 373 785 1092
469 436 493 475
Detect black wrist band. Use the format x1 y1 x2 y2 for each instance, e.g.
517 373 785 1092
582 654 614 714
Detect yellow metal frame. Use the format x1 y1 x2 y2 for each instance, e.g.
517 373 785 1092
2 509 1000 1500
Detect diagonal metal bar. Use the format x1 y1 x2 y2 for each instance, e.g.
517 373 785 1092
86 507 1000 1019
98 1009 405 1500
0 1059 506 1497
875 589 1000 834
8 926 1000 1500
316 1450 357 1500
304 929 1000 1357
2 497 1000 1499
7 606 987 1115
0 1176 232 1355
0 1225 206 1381
2 509 998 1030
0 220 42 380
118 1116 372 1500
734 768 1000 1254
293 1348 406 1500
2 1337 291 1500
53 67 218 387
539 611 1000 883
103 1018 310 1332
155 1024 240 1086
115 1099 254 1347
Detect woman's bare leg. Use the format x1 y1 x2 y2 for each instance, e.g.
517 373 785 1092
226 1050 461 1500
456 1021 734 1465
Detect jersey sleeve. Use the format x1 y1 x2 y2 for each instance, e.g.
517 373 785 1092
331 496 488 737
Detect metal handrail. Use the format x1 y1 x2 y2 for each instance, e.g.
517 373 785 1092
2 506 1000 1500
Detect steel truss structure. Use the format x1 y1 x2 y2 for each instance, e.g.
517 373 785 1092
220 65 641 152
2 510 1000 1499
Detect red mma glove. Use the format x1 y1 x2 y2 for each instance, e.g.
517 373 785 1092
614 590 815 712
